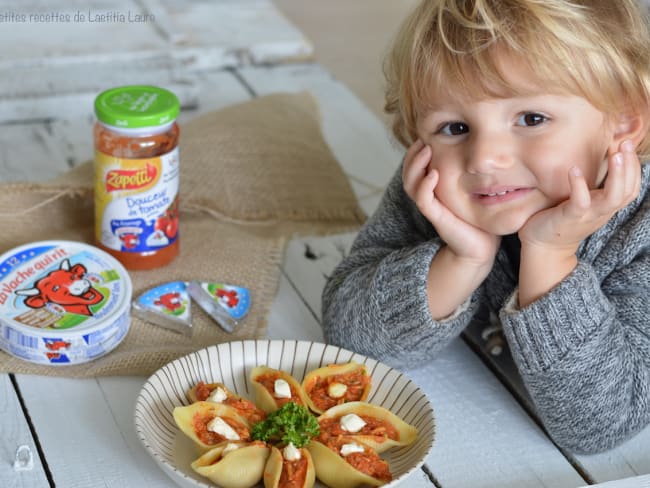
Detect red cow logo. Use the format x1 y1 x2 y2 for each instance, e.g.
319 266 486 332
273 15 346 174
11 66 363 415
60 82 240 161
120 233 140 249
154 292 182 313
44 339 71 351
15 259 104 316
216 288 238 308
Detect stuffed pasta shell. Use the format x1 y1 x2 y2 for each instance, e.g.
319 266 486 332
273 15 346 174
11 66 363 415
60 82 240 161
302 362 371 414
307 438 391 488
263 444 315 488
188 381 266 424
317 401 417 453
191 441 270 488
173 401 252 451
250 366 309 413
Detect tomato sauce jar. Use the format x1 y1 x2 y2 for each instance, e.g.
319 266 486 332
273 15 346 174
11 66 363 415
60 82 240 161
93 85 180 270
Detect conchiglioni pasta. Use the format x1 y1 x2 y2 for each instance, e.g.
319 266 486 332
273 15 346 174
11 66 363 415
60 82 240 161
250 365 309 413
191 441 270 488
263 444 315 488
306 438 391 488
302 362 371 414
173 401 252 451
187 381 266 424
316 401 417 453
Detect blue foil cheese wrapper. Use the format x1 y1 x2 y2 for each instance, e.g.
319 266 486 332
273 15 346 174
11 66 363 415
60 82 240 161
187 281 251 333
131 281 192 336
0 240 132 366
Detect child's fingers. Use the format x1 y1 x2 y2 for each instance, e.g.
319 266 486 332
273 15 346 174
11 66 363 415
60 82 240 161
567 166 591 216
602 151 626 209
404 138 425 162
621 141 641 201
402 142 432 198
414 167 441 222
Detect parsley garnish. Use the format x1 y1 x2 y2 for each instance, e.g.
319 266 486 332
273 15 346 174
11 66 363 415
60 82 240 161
251 402 320 448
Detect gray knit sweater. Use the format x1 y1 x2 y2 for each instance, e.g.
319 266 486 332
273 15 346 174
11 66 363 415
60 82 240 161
322 163 650 454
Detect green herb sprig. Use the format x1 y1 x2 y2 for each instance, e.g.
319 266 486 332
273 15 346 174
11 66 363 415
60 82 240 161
251 402 319 448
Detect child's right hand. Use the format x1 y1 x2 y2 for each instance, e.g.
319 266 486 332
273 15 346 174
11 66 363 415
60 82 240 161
402 139 501 266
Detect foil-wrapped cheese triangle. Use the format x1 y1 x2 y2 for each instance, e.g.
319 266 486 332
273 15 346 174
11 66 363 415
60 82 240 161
131 281 192 336
187 281 250 333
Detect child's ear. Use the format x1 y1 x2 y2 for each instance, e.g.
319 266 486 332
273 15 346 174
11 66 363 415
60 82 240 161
608 107 650 154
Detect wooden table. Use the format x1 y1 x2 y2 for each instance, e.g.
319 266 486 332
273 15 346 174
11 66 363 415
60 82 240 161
1 2 650 487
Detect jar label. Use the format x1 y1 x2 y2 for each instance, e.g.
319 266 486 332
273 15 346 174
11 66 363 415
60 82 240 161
94 148 179 253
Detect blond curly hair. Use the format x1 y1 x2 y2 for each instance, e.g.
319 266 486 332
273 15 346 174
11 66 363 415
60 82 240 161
384 0 650 158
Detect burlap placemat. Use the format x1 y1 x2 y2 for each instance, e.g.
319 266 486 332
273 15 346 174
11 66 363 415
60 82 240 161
0 92 365 377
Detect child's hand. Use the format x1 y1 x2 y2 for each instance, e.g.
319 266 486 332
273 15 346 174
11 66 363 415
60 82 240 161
518 140 641 255
402 139 501 265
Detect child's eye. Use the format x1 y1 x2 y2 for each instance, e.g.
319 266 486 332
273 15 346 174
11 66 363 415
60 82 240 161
437 122 469 136
516 112 548 127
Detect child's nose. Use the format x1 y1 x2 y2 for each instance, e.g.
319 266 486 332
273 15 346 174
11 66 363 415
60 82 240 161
465 131 514 174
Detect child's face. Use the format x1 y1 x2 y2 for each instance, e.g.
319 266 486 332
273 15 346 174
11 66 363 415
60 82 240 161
415 62 614 236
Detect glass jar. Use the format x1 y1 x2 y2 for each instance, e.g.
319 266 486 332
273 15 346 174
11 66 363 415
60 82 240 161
93 85 180 270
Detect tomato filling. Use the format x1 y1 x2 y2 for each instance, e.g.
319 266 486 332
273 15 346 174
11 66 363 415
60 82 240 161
306 369 370 411
318 415 399 444
279 454 309 488
192 382 266 423
324 438 392 482
254 373 303 407
191 412 251 445
194 381 212 401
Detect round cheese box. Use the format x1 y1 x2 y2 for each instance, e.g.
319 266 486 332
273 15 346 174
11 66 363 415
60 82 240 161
0 241 132 366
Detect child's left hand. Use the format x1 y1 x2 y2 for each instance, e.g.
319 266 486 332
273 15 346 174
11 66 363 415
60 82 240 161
519 141 641 255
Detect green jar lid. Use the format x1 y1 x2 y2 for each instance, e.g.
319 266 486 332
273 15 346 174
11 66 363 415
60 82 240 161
94 85 180 129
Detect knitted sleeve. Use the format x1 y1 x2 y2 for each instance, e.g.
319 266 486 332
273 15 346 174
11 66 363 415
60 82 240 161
321 166 481 368
500 205 650 453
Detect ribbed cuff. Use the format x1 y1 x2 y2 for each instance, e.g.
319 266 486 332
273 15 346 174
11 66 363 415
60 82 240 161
378 239 441 329
500 261 613 372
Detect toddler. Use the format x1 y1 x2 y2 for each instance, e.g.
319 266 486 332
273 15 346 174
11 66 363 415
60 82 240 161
322 0 650 453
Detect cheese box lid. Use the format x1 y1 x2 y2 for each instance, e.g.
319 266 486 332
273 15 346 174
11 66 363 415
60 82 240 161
0 241 132 340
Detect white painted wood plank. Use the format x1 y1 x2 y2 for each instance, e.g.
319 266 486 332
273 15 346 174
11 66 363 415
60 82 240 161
285 232 356 320
0 374 49 488
13 375 158 488
0 0 312 71
408 341 586 488
0 70 251 181
0 84 197 124
574 432 650 483
266 271 324 342
154 0 313 64
0 57 194 100
0 123 71 182
96 376 180 487
0 1 166 64
584 475 650 488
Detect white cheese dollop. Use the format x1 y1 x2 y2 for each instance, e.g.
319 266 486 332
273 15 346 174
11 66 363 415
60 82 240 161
327 382 348 398
282 442 302 461
340 413 367 433
340 442 365 457
221 443 240 456
206 386 228 403
274 379 292 399
206 416 240 440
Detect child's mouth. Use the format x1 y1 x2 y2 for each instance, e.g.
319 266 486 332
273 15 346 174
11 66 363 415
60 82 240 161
473 187 532 204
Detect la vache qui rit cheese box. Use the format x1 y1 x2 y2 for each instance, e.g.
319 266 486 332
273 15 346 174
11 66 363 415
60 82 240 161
0 241 132 365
